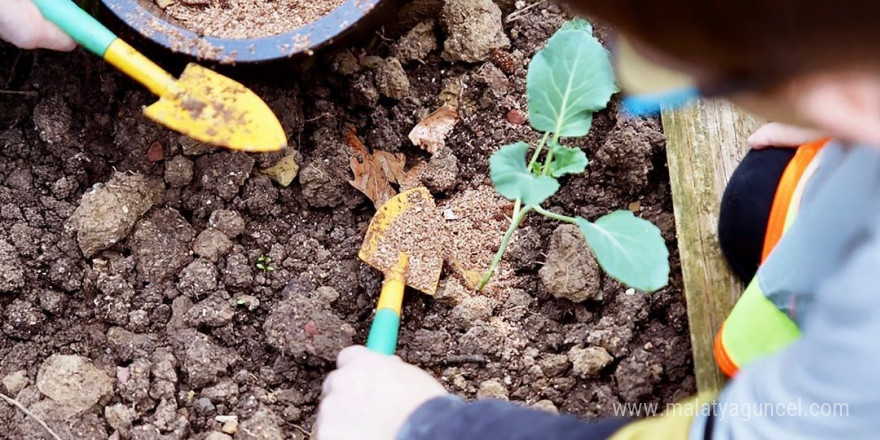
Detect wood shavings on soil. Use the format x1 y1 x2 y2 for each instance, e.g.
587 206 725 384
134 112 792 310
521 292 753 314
366 189 450 295
157 0 347 39
439 185 517 292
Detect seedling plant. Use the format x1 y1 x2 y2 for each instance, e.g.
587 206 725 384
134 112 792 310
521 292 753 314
478 20 670 292
256 255 275 273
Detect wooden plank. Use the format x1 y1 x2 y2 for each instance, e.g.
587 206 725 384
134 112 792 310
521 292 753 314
662 100 762 392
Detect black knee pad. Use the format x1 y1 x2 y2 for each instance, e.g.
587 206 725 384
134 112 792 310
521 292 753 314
718 148 796 282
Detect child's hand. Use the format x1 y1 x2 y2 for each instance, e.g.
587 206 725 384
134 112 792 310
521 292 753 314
316 345 449 440
748 122 828 149
0 0 76 51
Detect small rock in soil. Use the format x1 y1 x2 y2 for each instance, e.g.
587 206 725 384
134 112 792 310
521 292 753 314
476 378 508 400
164 155 194 188
506 226 541 271
241 174 279 215
71 173 164 257
105 403 136 437
375 57 411 100
37 354 114 415
586 316 634 358
595 117 666 195
568 346 613 378
178 258 219 299
539 224 602 303
129 208 195 283
441 0 510 63
107 327 158 361
147 141 165 162
223 253 254 289
38 288 67 314
33 95 71 144
236 407 285 440
418 146 459 193
450 295 495 328
195 152 255 201
329 49 361 76
539 354 570 378
124 359 163 415
263 286 354 364
532 399 559 414
615 348 663 402
209 209 246 238
299 128 365 208
207 432 233 440
394 20 438 62
150 349 178 401
3 298 45 338
193 228 233 261
506 109 527 125
1 370 28 395
349 73 380 107
202 378 239 404
185 293 235 327
177 330 238 389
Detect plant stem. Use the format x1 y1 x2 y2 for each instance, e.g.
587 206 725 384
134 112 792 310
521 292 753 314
528 132 551 170
541 133 562 176
477 204 533 290
534 205 578 224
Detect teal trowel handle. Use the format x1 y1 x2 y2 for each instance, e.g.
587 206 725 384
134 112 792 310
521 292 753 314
32 0 118 56
365 253 408 355
366 309 401 356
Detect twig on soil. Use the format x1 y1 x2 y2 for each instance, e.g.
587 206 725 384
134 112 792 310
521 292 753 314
505 1 545 22
0 392 64 440
0 90 38 97
286 423 312 437
440 354 488 365
5 51 23 88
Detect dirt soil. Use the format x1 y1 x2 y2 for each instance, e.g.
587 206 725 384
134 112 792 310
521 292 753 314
0 1 694 438
155 0 347 39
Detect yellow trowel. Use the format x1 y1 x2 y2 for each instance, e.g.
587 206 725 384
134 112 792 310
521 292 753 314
359 187 449 355
34 0 286 153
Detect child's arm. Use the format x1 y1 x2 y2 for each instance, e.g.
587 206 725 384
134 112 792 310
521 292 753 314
317 346 634 440
0 0 75 50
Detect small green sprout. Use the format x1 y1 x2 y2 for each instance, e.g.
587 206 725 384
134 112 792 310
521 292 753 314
256 255 275 272
478 19 670 292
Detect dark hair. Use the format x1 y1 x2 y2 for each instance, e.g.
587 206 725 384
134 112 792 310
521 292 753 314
571 1 880 84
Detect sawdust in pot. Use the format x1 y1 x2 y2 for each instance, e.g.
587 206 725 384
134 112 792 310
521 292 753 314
156 0 347 39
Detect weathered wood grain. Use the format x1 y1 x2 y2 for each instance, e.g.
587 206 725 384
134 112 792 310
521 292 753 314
662 100 762 392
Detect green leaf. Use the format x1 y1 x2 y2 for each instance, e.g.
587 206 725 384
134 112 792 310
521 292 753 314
560 18 593 35
490 142 560 205
527 29 617 137
576 211 669 292
547 143 588 178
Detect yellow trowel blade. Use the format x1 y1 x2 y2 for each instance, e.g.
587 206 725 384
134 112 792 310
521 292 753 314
144 64 286 153
359 187 449 296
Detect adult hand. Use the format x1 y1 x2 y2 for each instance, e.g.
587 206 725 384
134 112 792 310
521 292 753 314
0 0 76 51
316 345 449 440
748 122 828 149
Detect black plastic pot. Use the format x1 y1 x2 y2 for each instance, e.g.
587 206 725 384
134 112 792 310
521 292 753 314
99 0 397 64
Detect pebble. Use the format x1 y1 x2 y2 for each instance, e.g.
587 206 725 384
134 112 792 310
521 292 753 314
1 370 28 395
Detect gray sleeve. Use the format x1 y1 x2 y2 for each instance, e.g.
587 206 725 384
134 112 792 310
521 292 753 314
709 230 880 439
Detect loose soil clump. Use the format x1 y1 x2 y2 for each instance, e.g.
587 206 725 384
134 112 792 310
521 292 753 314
0 0 693 437
156 0 347 39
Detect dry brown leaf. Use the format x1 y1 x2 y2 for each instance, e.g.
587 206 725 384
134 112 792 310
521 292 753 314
348 129 406 207
408 104 459 154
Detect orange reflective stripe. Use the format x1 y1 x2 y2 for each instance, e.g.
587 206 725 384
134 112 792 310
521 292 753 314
760 139 830 262
714 322 739 377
